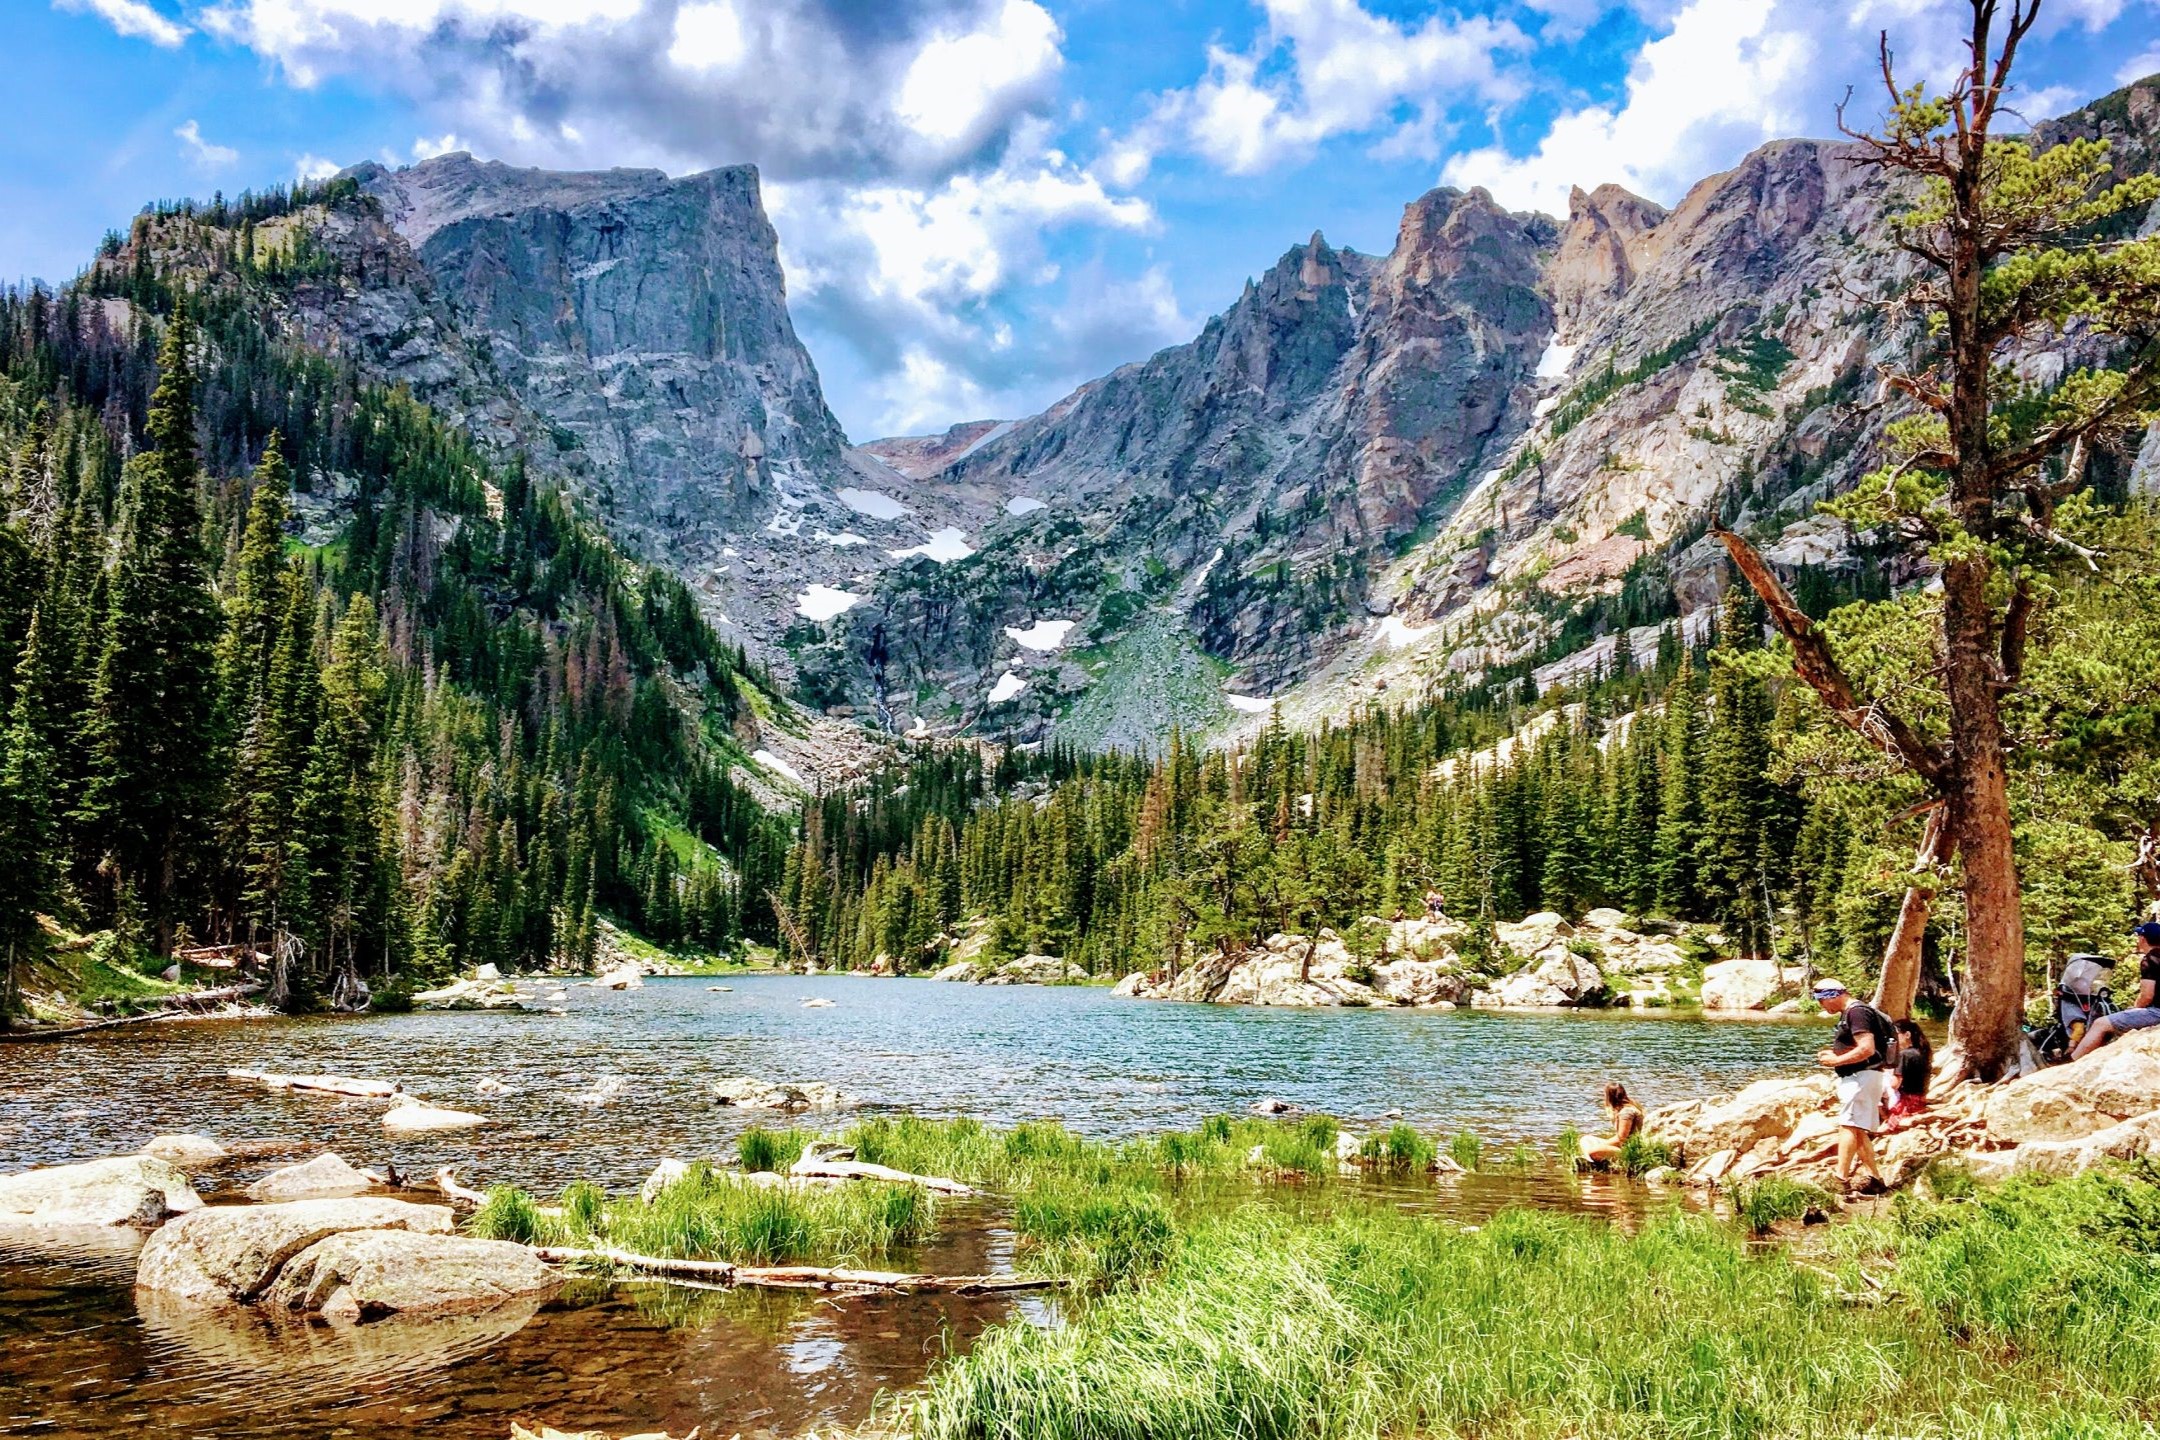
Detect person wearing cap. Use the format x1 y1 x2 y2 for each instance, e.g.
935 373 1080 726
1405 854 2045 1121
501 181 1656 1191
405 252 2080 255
2069 921 2160 1060
1813 978 1893 1195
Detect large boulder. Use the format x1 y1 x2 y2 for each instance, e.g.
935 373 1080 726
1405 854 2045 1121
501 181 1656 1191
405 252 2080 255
245 1154 377 1203
263 1229 561 1318
1477 946 1605 1008
1699 959 1808 1012
593 962 644 990
1986 1029 2160 1143
0 1156 203 1227
2008 1111 2160 1178
1110 971 1152 997
1495 912 1574 957
1649 1074 1835 1163
978 953 1090 986
136 1197 453 1303
1372 956 1465 1007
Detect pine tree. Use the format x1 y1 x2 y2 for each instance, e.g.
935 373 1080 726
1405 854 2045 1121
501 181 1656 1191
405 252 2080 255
1652 654 1704 917
0 612 58 1025
80 305 223 953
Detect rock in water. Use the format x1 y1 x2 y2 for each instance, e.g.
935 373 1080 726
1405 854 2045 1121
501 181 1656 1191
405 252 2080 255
710 1076 854 1110
136 1197 453 1303
0 1156 203 1227
381 1098 488 1135
139 1135 229 1169
264 1230 560 1318
244 1153 377 1203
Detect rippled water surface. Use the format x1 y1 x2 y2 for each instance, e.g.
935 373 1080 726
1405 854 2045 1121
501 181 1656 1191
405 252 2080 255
0 976 1824 1439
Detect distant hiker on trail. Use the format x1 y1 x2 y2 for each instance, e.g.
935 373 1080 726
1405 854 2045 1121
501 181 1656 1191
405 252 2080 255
1423 888 1446 921
1581 1081 1645 1167
1813 979 1891 1196
1884 1019 1933 1127
2069 922 2160 1061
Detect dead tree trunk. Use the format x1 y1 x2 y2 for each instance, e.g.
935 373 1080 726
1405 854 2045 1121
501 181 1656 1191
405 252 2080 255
1872 805 1952 1020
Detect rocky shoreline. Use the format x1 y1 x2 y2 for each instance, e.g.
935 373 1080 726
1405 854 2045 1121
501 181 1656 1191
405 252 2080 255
1109 908 1811 1015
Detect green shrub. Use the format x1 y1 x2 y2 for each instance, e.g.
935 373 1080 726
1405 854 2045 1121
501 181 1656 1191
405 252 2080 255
1447 1130 1483 1172
1555 1125 1582 1169
561 1180 605 1233
1614 1134 1679 1177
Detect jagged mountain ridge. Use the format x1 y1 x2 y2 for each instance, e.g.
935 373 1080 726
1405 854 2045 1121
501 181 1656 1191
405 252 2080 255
88 80 2156 760
842 77 2160 744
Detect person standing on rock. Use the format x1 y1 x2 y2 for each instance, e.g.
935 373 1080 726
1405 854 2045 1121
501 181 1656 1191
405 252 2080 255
2069 922 2160 1061
1812 979 1891 1196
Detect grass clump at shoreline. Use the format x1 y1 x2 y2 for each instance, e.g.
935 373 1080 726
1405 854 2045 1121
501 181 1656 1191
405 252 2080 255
908 1166 2160 1440
470 1162 936 1266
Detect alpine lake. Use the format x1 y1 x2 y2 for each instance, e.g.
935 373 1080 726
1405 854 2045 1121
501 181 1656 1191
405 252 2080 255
0 974 1823 1439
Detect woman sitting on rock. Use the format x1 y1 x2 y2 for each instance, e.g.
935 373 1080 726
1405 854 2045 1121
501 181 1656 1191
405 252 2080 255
1883 1019 1933 1127
1582 1081 1646 1167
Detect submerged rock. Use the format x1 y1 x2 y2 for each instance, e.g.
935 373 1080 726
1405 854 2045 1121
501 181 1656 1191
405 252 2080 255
411 976 525 1011
0 1156 203 1227
140 1135 229 1169
380 1098 488 1135
710 1077 854 1110
245 1153 377 1203
136 1197 453 1303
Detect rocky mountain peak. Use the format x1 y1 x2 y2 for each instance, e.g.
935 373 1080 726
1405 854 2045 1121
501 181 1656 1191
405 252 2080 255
1550 183 1666 333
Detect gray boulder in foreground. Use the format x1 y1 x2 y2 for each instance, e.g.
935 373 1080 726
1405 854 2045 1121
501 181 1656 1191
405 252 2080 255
0 1156 203 1226
136 1197 453 1303
263 1229 561 1318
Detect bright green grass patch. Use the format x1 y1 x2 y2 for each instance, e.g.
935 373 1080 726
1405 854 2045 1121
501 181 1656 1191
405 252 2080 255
469 1163 936 1266
910 1169 2160 1440
738 1126 812 1175
1359 1124 1435 1173
1725 1174 1830 1234
1013 1178 1177 1287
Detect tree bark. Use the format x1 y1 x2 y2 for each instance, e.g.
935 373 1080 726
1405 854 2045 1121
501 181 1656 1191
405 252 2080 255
1940 560 2029 1078
1871 806 1952 1020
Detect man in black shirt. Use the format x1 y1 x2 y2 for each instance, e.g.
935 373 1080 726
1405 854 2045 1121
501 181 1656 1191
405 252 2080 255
1813 978 1891 1196
2070 921 2160 1060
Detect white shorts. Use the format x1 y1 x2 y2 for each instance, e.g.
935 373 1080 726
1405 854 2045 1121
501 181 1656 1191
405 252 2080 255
1836 1069 1889 1134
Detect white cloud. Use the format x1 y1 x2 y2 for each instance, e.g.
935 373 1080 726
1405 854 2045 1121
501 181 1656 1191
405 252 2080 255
2120 43 2160 84
411 132 467 161
1441 0 2127 220
175 119 239 169
294 152 342 180
897 0 1062 143
1137 0 1529 175
54 0 190 47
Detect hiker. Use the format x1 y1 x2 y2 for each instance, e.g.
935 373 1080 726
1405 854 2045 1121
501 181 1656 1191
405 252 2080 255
1812 979 1891 1195
1423 887 1446 921
1580 1081 1646 1167
1883 1019 1933 1126
2069 921 2160 1060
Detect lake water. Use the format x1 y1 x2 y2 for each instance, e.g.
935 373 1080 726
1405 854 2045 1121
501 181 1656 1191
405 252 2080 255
0 976 1826 1439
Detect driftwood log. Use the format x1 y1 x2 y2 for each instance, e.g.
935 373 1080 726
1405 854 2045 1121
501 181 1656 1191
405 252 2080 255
788 1157 976 1195
227 1068 403 1098
531 1245 1064 1295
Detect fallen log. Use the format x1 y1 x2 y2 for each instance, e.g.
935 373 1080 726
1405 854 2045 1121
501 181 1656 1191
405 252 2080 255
227 1068 403 1098
435 1166 489 1210
531 1245 1062 1294
161 982 261 1011
788 1157 976 1195
0 1014 170 1043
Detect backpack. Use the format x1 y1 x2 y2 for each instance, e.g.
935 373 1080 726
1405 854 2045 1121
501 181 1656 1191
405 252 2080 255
1851 1001 1900 1072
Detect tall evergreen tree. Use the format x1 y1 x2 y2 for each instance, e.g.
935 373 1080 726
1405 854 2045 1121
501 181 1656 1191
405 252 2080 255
80 305 222 953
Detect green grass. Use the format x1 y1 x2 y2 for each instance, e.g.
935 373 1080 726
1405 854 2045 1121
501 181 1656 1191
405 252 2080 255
1358 1124 1435 1174
1447 1129 1484 1172
738 1126 812 1175
1725 1174 1830 1234
909 1167 2160 1440
469 1163 937 1266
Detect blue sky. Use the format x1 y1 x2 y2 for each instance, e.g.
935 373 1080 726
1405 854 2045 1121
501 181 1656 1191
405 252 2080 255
9 0 2156 441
